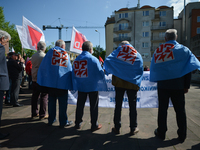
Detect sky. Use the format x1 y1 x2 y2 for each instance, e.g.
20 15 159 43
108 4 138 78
1 0 200 50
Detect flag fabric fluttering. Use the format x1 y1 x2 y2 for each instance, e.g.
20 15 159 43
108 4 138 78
69 26 87 54
20 16 45 50
99 56 104 63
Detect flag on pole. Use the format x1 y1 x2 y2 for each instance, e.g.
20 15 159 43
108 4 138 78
22 16 45 50
70 26 87 54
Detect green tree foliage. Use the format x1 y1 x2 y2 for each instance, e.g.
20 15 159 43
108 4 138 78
93 45 106 60
0 7 21 54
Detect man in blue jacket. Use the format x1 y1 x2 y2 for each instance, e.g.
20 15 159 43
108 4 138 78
37 39 73 128
150 29 200 143
72 41 107 132
0 30 11 139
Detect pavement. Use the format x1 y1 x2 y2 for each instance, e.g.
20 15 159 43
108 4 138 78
0 81 200 150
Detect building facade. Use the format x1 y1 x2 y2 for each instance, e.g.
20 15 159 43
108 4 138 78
105 5 174 66
174 2 200 59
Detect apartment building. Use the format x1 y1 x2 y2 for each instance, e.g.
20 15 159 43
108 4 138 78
105 5 174 66
174 2 200 59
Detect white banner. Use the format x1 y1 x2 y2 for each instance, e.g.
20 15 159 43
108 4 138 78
68 71 173 108
69 26 87 54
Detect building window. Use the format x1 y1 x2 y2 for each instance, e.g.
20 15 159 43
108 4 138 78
119 33 128 39
160 11 166 16
119 23 128 30
119 13 128 19
197 28 200 34
160 21 166 27
143 11 149 16
197 16 200 22
159 32 165 37
143 32 149 37
142 21 149 26
142 53 149 58
142 42 149 48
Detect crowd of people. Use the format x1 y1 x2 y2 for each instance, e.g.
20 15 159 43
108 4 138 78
0 28 200 144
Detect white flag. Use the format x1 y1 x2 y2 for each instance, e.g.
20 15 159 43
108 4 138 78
22 16 45 50
11 47 15 52
70 26 87 54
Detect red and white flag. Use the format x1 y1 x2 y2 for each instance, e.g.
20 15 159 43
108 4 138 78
21 16 45 50
70 26 87 54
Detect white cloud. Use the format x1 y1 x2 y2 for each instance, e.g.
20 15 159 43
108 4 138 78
105 1 111 9
167 0 200 18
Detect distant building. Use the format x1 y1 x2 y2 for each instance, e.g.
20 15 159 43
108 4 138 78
174 2 200 60
105 4 174 66
64 41 79 63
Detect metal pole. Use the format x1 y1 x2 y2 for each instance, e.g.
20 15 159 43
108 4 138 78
95 30 100 57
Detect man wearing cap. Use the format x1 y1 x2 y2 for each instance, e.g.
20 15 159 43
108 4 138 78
7 52 25 107
0 29 11 139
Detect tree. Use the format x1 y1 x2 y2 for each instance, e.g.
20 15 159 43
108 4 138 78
92 45 106 60
0 7 21 55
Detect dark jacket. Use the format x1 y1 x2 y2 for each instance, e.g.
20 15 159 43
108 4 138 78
7 58 23 80
157 72 191 90
0 44 9 91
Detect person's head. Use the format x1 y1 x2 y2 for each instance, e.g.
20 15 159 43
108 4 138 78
82 41 93 54
55 39 65 49
9 52 18 60
120 41 129 46
165 29 177 42
37 41 46 52
0 30 11 51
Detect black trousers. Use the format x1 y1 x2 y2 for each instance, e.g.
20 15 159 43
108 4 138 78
157 89 187 139
75 91 99 129
10 79 21 105
114 87 137 131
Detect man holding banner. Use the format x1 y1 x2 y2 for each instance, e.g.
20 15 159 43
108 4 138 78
104 41 143 135
37 40 73 128
72 41 107 132
150 29 200 143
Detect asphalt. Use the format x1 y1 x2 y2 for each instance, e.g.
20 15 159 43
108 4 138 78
0 81 200 150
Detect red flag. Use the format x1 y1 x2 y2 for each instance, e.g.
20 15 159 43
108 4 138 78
99 56 104 63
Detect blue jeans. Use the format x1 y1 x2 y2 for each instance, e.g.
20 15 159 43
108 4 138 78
48 92 69 126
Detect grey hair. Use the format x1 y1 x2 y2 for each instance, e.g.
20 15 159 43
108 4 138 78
165 29 177 41
0 29 11 40
55 39 65 47
82 41 93 51
37 41 46 51
120 41 129 46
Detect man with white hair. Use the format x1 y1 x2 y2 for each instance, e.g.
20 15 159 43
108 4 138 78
150 29 200 143
0 29 11 139
31 41 48 120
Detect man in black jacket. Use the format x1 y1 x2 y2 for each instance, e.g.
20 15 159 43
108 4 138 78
7 52 24 107
0 30 10 139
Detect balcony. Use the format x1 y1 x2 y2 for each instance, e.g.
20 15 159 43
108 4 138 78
113 26 132 33
113 36 131 42
151 36 165 42
151 24 173 30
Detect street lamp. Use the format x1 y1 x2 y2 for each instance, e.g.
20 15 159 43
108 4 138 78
95 30 100 57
